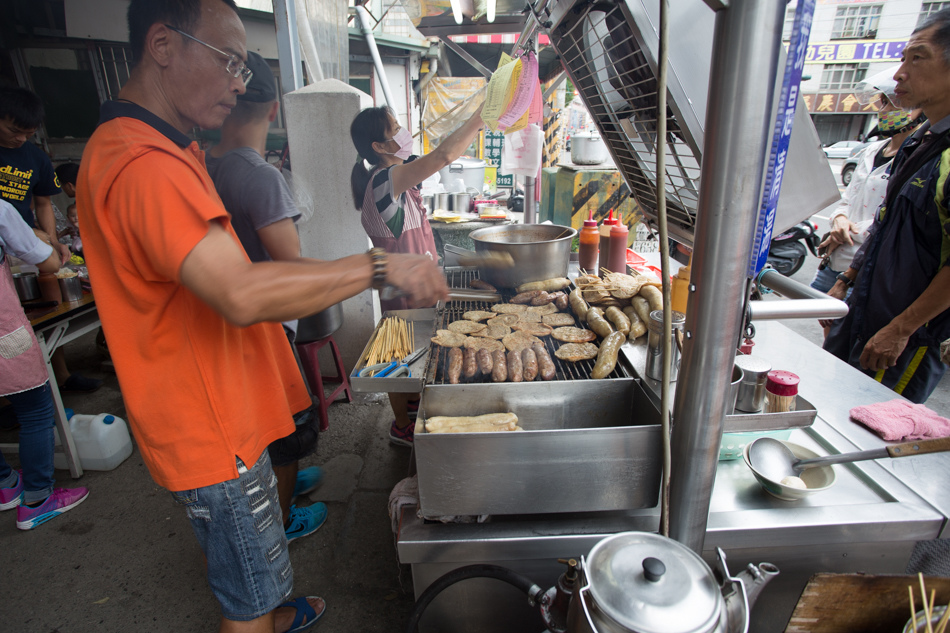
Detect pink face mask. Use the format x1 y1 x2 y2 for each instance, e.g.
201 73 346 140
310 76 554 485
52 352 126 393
386 128 413 160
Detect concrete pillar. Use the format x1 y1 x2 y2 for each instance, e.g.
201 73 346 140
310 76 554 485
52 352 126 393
284 79 378 371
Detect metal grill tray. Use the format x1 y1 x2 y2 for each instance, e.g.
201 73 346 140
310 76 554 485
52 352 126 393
430 267 628 384
349 308 436 394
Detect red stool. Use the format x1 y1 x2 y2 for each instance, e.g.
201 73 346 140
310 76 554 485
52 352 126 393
295 335 353 431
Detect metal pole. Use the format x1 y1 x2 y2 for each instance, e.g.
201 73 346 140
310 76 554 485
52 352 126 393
273 0 303 93
667 0 785 553
523 37 539 225
355 5 397 109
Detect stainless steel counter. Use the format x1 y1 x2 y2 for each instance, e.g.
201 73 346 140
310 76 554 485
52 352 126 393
398 322 948 632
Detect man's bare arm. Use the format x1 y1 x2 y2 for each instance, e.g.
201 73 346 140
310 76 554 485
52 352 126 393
859 266 950 371
34 196 69 263
180 222 447 327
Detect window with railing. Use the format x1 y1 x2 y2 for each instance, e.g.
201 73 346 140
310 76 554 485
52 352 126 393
918 2 950 26
819 63 869 91
831 5 882 39
96 45 134 101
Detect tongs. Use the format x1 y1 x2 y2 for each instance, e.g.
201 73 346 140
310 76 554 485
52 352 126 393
443 244 515 270
380 285 501 303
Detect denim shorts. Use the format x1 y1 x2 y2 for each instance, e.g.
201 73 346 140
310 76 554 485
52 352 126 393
171 451 292 620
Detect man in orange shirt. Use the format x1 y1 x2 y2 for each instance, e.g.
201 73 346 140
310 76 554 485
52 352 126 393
76 1 447 632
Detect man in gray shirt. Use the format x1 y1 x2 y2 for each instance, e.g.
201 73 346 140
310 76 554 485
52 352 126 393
206 52 326 545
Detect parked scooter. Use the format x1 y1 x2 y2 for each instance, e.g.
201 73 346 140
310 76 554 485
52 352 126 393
766 221 820 276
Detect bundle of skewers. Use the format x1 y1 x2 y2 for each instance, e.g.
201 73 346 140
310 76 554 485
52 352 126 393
908 574 950 633
364 316 414 365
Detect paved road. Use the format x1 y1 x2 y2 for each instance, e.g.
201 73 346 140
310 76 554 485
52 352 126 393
779 157 949 411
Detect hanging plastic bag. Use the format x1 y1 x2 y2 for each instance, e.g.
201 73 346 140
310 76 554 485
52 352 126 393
501 123 543 177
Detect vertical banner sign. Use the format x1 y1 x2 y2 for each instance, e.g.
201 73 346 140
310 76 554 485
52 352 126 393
748 0 817 277
485 130 514 187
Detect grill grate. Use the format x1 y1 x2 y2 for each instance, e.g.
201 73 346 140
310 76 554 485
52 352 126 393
548 1 702 239
426 268 627 385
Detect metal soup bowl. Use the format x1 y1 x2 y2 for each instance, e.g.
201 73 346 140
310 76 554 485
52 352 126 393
469 224 577 289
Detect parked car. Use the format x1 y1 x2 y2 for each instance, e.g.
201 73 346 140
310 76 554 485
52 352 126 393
822 140 863 159
839 141 876 186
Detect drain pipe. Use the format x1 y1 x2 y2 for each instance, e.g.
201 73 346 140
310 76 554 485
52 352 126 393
355 4 397 109
416 57 439 100
667 0 786 554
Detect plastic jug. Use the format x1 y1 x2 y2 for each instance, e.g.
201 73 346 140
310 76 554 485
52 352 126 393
53 411 133 471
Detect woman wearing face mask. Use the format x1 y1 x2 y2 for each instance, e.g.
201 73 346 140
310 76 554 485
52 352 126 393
813 71 924 326
350 104 484 446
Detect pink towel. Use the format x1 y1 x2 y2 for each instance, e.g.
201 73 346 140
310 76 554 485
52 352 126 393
849 399 950 441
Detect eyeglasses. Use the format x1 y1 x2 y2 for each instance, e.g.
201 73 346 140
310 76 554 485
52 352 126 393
165 24 253 85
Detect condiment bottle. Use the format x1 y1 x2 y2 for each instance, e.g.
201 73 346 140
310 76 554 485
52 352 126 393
578 208 600 274
598 209 618 276
671 264 691 314
765 370 800 413
606 211 629 273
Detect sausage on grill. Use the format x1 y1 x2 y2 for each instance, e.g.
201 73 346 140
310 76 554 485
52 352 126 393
511 290 544 304
476 348 494 376
506 350 523 383
462 347 478 379
491 350 507 382
447 347 463 384
521 347 538 381
554 292 569 311
533 343 556 381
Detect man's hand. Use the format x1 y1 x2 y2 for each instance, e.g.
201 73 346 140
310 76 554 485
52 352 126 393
818 279 850 328
386 253 450 308
55 241 70 264
819 216 858 254
859 323 910 372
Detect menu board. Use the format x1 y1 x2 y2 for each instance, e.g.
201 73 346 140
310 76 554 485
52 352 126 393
484 130 514 188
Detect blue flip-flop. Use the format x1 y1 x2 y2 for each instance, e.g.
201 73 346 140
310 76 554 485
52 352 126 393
280 596 325 633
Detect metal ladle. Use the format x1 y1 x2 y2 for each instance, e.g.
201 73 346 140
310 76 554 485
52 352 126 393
748 436 950 483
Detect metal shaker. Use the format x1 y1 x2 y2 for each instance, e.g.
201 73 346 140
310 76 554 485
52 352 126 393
645 310 685 381
733 355 772 412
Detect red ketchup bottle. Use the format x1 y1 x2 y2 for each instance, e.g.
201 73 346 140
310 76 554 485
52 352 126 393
598 209 619 276
606 211 629 273
578 208 600 274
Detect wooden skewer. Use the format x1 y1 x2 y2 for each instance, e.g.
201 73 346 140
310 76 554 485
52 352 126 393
920 574 934 633
912 586 920 633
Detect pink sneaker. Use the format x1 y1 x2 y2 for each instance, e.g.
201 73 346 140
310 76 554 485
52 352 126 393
389 419 415 447
0 471 22 511
16 487 89 530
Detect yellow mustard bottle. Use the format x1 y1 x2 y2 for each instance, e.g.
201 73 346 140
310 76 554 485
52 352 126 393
671 264 691 315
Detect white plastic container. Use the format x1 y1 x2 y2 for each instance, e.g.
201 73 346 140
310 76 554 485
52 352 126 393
54 412 133 471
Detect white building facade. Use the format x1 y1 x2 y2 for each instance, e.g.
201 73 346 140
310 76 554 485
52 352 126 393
787 0 950 144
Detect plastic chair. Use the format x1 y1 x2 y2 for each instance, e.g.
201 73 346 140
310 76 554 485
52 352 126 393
294 306 352 431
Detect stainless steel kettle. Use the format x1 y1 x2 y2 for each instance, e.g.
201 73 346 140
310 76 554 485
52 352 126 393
565 532 778 633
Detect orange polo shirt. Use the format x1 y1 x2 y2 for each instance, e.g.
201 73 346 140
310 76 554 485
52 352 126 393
76 101 309 491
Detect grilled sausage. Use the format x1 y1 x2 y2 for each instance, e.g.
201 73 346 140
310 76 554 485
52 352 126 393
570 287 589 322
532 343 556 381
476 348 494 376
605 306 631 336
506 350 523 383
639 285 663 312
511 290 544 304
554 292 569 311
530 291 558 306
470 279 497 292
462 347 478 379
631 295 652 327
447 347 463 384
522 347 538 381
586 307 615 339
516 277 571 293
623 306 647 340
591 331 626 379
491 349 507 382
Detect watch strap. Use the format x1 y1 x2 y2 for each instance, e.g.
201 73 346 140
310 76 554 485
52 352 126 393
836 272 854 288
368 248 388 290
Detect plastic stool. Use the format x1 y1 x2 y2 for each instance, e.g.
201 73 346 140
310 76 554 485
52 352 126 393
295 335 353 431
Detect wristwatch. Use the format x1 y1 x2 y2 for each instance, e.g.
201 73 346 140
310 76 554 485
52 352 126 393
835 272 854 288
367 247 388 290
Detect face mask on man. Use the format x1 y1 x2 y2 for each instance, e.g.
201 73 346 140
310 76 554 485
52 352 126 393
384 128 413 160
